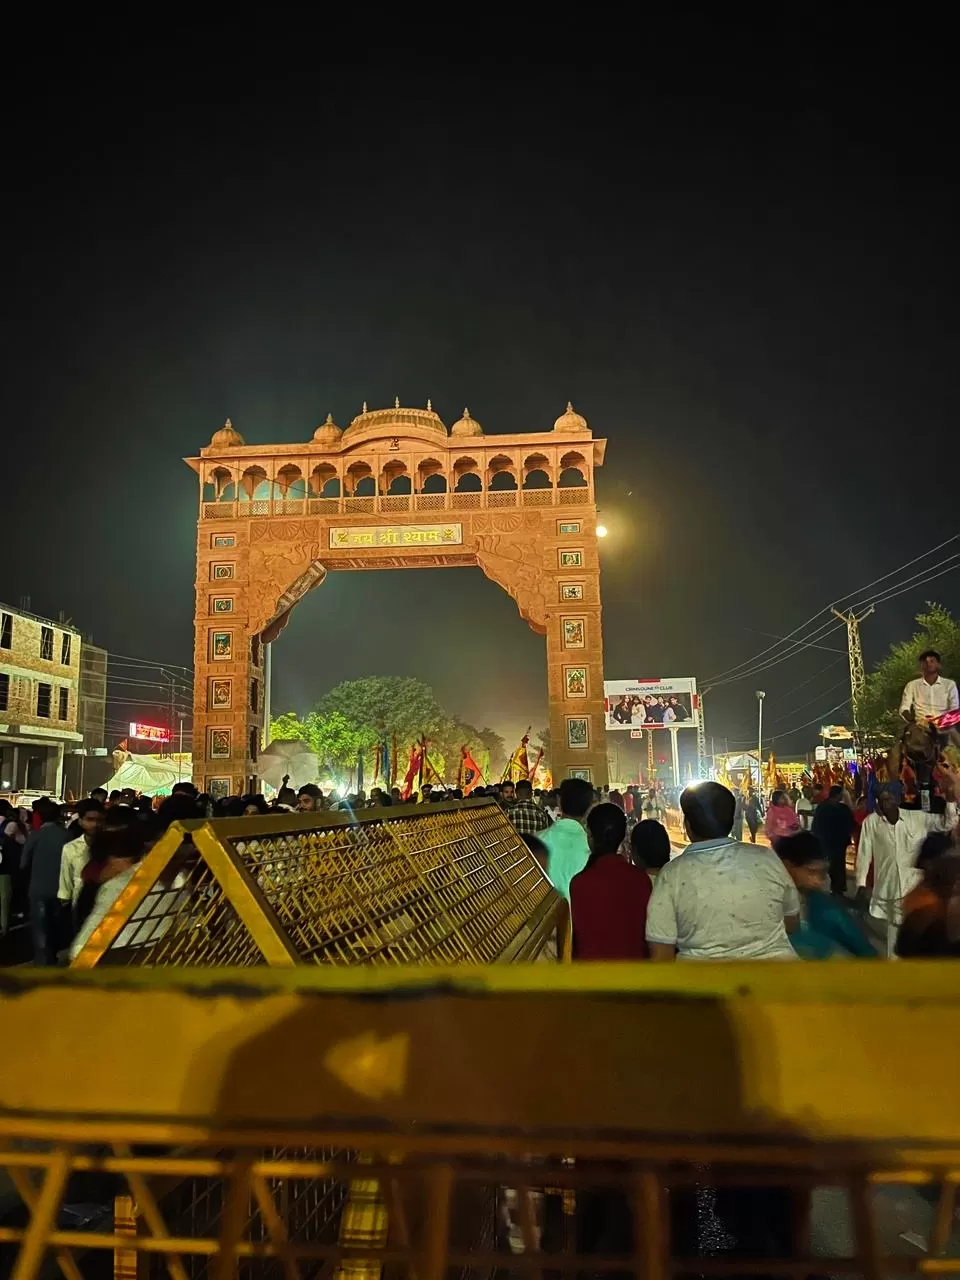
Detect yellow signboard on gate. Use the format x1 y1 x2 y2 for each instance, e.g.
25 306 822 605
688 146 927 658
329 523 463 549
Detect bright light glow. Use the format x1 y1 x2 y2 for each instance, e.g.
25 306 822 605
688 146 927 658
596 524 608 538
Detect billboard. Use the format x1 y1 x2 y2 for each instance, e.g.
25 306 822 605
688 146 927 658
129 722 171 743
603 678 699 731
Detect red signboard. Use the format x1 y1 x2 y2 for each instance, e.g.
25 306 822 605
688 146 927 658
128 722 171 743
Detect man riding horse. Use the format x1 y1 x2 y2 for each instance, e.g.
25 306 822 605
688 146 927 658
893 649 960 809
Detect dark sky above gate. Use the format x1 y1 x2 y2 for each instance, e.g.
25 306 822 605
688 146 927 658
3 33 958 760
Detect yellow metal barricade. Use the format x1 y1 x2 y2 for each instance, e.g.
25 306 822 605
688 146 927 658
1 964 960 1279
71 799 562 969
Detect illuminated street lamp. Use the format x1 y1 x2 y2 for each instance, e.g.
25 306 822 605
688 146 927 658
596 524 608 538
756 690 766 795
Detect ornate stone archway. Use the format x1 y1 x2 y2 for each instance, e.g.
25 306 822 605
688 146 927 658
186 401 607 794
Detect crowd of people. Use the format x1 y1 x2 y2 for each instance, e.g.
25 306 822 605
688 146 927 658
4 741 960 966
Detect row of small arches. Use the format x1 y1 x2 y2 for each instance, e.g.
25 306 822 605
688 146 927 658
202 452 589 502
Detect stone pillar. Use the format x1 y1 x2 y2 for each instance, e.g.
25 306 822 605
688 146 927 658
193 517 262 798
546 508 608 787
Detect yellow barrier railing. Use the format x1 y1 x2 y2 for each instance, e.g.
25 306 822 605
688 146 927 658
72 799 562 969
1 965 960 1278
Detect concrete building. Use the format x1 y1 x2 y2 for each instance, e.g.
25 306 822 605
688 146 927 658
62 640 110 798
0 602 83 798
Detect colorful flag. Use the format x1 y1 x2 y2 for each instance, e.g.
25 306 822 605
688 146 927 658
390 734 398 788
460 746 483 795
505 732 530 783
527 746 543 781
401 743 423 801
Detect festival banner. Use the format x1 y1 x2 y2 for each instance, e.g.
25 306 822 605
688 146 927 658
603 677 699 730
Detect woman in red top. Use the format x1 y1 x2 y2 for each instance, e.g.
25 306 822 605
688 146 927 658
569 803 652 959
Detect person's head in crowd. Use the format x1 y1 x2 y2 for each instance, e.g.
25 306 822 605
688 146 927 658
449 787 463 800
156 791 202 831
586 802 627 861
877 791 900 824
242 794 269 816
90 787 108 805
429 790 446 802
172 781 198 798
827 785 845 803
515 779 534 802
546 789 559 810
770 789 789 808
120 787 137 807
558 777 595 823
35 797 62 826
420 783 433 803
297 784 322 812
630 819 671 872
75 798 104 840
916 830 955 876
223 797 247 817
88 812 149 875
390 787 401 802
108 790 122 807
136 794 154 816
777 831 828 893
680 782 735 843
370 787 382 805
500 781 516 805
919 648 942 681
379 792 393 807
608 789 625 810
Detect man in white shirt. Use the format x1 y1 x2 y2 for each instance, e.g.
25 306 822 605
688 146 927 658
900 649 959 724
856 783 957 955
646 781 800 960
58 799 104 914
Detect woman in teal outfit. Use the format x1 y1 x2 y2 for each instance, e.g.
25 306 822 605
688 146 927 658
777 831 877 958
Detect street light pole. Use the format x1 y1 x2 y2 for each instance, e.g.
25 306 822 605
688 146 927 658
756 690 766 796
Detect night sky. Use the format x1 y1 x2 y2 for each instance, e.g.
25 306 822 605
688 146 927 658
4 42 957 767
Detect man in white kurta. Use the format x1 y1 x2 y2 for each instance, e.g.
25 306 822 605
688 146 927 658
856 789 957 955
900 649 959 723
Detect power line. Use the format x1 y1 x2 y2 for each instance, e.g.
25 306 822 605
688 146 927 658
705 533 960 685
707 555 959 689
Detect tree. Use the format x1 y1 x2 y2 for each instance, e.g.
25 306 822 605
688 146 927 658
305 710 364 772
859 604 960 736
476 726 506 777
316 677 446 753
270 711 308 742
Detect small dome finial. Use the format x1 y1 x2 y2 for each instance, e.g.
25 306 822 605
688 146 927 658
395 396 400 409
362 401 368 413
209 417 245 448
553 401 589 434
426 398 432 411
451 406 483 438
225 417 232 428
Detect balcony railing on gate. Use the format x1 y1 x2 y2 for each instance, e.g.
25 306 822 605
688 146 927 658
202 487 592 521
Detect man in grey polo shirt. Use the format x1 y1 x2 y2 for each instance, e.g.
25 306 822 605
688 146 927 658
647 780 800 960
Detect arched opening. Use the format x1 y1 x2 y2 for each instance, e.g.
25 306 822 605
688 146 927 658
346 461 373 497
381 459 409 495
311 463 339 498
387 473 412 495
239 466 268 501
489 470 518 491
522 454 552 489
559 452 588 488
205 466 234 502
422 472 448 494
276 464 306 499
417 457 445 492
453 456 481 492
354 475 376 497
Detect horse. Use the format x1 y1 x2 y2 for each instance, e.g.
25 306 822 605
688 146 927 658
888 713 960 809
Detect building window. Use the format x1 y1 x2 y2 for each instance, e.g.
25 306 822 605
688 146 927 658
250 727 259 762
36 683 52 718
40 626 53 661
250 678 259 712
58 688 69 720
0 613 11 649
0 673 8 711
61 633 72 664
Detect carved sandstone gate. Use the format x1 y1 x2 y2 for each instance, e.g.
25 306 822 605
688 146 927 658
186 401 607 794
